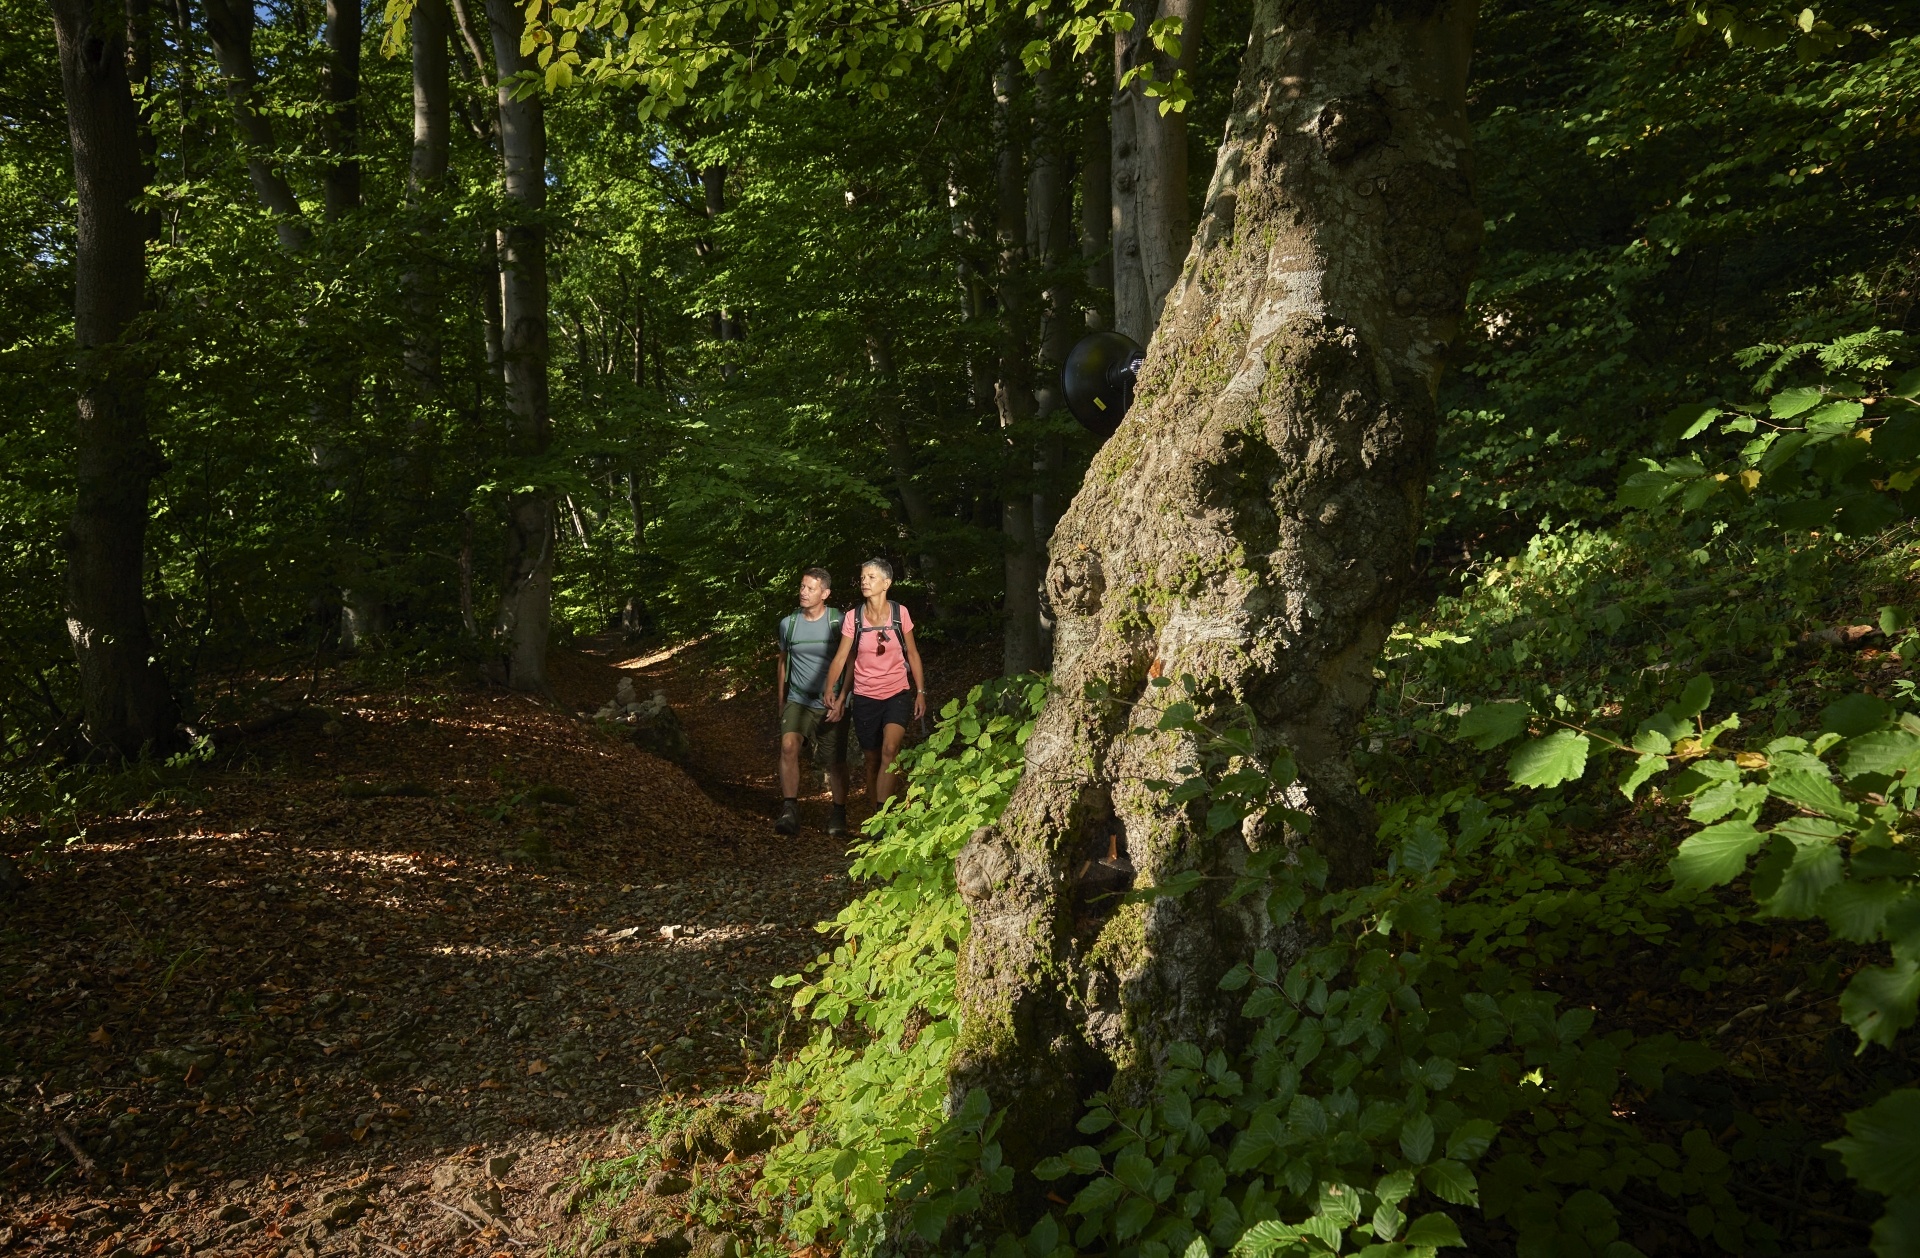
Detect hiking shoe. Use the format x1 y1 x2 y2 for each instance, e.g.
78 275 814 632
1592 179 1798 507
774 801 800 836
826 805 848 838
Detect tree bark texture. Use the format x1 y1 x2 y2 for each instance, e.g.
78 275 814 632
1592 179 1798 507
488 0 554 693
1112 0 1204 344
204 0 310 252
49 0 180 756
1079 85 1113 330
403 0 451 397
993 55 1043 678
322 0 361 218
951 0 1479 1170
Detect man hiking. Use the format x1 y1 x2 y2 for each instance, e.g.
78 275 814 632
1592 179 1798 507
775 567 850 837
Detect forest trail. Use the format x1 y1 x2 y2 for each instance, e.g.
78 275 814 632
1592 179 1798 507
0 635 990 1257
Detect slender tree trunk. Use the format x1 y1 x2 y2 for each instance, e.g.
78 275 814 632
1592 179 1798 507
869 332 940 605
1109 31 1150 345
993 54 1042 677
1111 0 1203 343
403 0 450 398
1030 67 1077 659
322 0 361 218
487 0 553 693
204 0 310 251
951 0 1480 1173
1080 84 1113 330
49 0 179 757
480 232 505 379
1135 0 1203 325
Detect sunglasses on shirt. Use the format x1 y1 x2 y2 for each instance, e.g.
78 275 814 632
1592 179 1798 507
874 630 890 656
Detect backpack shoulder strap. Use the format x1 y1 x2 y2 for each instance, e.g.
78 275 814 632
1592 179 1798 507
780 610 802 659
890 601 903 637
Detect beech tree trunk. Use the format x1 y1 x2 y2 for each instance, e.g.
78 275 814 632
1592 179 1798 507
50 0 180 756
204 0 310 252
402 0 450 396
951 0 1480 1170
1080 87 1113 329
1112 0 1204 343
322 0 360 218
488 0 554 692
993 55 1044 677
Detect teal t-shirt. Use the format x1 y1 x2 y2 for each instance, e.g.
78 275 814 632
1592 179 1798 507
779 607 840 710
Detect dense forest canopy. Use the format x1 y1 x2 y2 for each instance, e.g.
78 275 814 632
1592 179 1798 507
7 0 1920 1253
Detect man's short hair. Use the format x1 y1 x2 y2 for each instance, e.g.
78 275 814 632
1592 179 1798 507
861 557 894 580
803 567 832 588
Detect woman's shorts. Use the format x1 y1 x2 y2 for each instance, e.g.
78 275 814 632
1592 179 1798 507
850 688 914 751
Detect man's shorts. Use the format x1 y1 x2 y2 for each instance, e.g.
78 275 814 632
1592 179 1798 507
781 701 849 766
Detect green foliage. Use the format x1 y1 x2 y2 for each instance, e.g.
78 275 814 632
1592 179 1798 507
760 677 1044 1250
1619 331 1920 536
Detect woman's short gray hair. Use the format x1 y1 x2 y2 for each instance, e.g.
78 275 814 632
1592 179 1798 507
861 557 894 580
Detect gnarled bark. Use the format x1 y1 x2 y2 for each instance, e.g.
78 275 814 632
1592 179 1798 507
951 0 1479 1171
50 0 180 757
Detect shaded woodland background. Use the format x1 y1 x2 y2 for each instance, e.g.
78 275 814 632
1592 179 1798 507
3 0 1913 756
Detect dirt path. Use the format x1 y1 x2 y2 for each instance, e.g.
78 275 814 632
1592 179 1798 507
0 636 949 1257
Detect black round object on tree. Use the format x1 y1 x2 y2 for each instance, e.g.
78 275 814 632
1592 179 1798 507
1064 331 1146 439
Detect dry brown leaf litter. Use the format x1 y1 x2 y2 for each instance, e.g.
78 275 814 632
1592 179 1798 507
0 634 996 1257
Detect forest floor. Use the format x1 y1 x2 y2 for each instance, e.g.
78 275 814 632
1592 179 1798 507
0 633 996 1258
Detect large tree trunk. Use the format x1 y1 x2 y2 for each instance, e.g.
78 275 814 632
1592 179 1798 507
993 54 1043 677
488 0 554 693
50 0 180 757
204 0 310 252
1111 0 1204 343
950 0 1479 1171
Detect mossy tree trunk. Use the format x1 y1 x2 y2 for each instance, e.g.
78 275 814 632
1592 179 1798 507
951 0 1479 1171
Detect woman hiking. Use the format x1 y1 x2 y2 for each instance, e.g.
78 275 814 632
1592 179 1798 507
823 558 927 808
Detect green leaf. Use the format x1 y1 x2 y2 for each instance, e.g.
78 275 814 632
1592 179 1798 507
1402 1213 1466 1248
1445 1119 1498 1161
1842 729 1920 779
1619 752 1665 800
1757 833 1845 918
1662 402 1721 442
1766 769 1855 820
1840 960 1920 1049
1508 730 1589 788
1822 693 1891 738
1458 701 1530 750
1671 674 1714 721
1670 820 1766 891
1771 385 1825 418
1821 881 1908 943
1827 1089 1920 1195
1419 1160 1478 1206
1400 1112 1435 1164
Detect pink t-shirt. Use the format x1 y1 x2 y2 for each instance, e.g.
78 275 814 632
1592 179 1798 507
841 603 914 699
